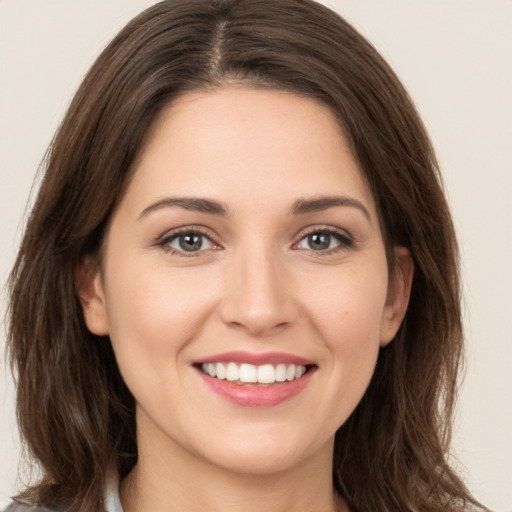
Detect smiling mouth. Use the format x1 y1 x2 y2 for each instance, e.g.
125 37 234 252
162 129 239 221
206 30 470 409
197 362 315 385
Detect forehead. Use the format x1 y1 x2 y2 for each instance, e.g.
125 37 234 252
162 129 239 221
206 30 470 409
124 87 376 218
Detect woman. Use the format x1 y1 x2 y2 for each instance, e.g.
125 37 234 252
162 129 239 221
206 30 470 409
5 0 486 511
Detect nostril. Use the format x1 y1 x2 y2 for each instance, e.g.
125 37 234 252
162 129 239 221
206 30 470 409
223 316 293 337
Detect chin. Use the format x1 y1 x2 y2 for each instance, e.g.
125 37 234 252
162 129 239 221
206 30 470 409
192 429 332 476
208 448 311 476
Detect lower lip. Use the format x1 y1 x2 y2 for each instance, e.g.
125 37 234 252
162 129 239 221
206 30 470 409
196 369 314 407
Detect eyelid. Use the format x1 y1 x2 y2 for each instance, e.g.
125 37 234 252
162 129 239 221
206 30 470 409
154 223 355 257
293 225 355 252
155 225 222 256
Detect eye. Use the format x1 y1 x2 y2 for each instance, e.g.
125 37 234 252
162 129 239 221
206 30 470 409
295 229 353 252
158 229 217 256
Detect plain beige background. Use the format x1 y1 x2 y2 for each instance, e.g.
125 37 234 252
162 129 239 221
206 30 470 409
1 1 511 510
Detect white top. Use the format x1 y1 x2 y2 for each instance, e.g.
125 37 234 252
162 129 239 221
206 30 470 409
4 472 124 512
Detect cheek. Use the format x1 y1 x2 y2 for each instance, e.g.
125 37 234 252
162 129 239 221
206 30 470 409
104 259 219 364
307 265 388 340
302 263 388 385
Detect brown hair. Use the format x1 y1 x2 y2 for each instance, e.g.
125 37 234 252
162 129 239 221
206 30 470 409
7 1 485 511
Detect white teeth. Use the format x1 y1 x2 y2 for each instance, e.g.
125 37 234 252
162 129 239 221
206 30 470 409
239 364 257 383
200 362 308 384
216 362 226 380
257 364 275 384
295 365 306 379
226 362 239 381
275 363 287 382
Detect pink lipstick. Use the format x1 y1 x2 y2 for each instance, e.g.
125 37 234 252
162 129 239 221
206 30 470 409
193 351 316 407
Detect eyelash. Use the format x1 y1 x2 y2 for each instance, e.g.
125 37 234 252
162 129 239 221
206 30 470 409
156 226 219 258
155 225 354 257
294 226 354 254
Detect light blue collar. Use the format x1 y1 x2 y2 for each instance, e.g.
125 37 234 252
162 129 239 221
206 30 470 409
104 472 123 512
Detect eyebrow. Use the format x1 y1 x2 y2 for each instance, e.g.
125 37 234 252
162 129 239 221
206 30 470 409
139 194 371 221
291 195 371 221
139 197 229 218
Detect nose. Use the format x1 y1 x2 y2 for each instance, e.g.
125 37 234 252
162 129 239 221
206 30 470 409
218 245 298 337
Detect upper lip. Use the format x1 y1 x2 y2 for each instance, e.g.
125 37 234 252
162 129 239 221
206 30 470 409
194 351 316 366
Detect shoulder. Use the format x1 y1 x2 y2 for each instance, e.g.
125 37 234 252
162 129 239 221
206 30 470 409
3 500 62 512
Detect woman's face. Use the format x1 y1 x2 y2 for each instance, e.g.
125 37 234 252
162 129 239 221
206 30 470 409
81 87 411 476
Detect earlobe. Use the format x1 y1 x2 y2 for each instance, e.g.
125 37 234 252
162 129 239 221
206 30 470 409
380 246 414 347
75 257 110 336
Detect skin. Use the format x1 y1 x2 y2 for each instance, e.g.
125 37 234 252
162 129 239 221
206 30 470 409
79 87 413 512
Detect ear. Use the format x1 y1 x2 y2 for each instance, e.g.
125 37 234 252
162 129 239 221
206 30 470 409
380 246 414 347
75 257 110 335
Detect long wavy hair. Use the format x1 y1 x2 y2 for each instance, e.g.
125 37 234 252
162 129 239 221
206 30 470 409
7 1 485 511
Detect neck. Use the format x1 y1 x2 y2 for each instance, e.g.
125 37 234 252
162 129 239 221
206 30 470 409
120 425 347 512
